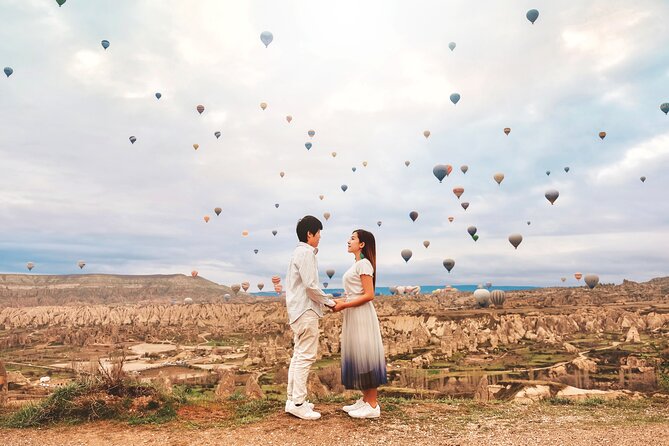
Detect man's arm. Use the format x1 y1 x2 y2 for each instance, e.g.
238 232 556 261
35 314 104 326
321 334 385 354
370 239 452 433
296 252 336 307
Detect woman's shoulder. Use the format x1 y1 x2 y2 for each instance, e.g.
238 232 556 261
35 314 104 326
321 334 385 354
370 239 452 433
357 258 374 274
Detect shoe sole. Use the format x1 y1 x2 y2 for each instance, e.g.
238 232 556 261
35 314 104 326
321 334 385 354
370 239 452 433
286 410 321 420
348 413 380 419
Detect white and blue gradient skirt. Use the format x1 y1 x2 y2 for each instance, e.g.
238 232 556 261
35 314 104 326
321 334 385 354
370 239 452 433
340 300 388 390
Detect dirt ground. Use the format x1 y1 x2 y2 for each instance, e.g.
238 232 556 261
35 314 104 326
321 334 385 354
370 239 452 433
2 399 669 446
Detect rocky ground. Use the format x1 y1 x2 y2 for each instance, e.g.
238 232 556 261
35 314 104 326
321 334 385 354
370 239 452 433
1 398 668 446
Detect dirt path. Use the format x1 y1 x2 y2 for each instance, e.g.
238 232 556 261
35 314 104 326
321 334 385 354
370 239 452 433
2 400 668 446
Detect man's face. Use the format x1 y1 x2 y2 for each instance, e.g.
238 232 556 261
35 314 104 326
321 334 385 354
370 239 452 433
307 230 321 248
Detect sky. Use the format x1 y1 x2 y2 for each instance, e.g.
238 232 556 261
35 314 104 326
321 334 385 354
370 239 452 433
1 0 668 288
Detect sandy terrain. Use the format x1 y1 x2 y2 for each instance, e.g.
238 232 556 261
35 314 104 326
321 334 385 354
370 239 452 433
2 400 668 446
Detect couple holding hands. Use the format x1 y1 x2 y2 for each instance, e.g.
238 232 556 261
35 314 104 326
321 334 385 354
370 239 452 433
275 215 387 420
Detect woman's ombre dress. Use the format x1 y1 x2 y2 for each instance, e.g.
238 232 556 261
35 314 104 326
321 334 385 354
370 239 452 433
340 259 388 390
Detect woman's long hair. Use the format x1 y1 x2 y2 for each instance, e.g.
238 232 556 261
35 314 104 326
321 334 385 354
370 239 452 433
354 229 376 289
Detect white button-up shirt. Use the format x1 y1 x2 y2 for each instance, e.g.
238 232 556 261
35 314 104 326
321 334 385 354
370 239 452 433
285 242 336 324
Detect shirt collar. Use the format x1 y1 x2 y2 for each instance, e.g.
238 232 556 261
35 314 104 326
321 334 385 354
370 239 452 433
298 242 318 255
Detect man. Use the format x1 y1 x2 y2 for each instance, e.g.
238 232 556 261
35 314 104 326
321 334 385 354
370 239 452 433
281 215 335 420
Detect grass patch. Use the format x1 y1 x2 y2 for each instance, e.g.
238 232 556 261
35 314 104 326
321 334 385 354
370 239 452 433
577 397 605 407
544 397 573 406
233 398 282 425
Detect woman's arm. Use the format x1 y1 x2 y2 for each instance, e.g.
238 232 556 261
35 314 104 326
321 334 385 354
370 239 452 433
334 274 374 311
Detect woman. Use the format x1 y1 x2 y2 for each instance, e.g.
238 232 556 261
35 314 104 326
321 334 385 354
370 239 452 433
333 229 387 418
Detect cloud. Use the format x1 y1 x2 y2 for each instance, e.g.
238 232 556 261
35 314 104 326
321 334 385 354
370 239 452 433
1 0 668 287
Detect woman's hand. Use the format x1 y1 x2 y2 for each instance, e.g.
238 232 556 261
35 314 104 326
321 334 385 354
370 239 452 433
333 301 348 312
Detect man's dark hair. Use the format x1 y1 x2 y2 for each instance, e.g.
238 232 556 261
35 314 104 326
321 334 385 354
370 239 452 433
296 215 323 243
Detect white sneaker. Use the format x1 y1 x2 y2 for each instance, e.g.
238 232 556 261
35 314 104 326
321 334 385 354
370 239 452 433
285 400 314 412
286 401 321 420
342 398 365 413
348 402 380 419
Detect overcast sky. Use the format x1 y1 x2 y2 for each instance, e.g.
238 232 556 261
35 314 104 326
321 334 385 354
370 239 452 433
1 0 668 288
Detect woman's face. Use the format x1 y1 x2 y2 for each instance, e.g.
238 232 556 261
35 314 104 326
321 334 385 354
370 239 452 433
347 232 364 253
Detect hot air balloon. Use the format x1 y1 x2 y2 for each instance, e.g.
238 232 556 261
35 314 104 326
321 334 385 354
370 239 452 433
460 165 468 174
473 289 491 307
560 277 567 282
504 127 511 135
640 176 646 182
271 276 281 286
450 93 461 105
409 211 419 222
377 221 382 227
242 282 250 292
196 104 204 114
155 92 161 100
423 240 430 248
448 42 456 51
26 262 34 271
363 161 368 167
101 40 110 50
574 272 583 281
326 269 335 279
661 103 669 115
401 249 413 263
193 143 199 150
508 233 523 249
56 0 66 6
184 297 193 304
308 129 315 138
527 221 531 225
223 294 231 301
231 284 241 294
3 67 13 77
260 102 267 110
204 215 210 223
526 9 539 24
319 195 324 200
493 173 505 185
405 161 411 167
242 230 249 237
257 283 264 291
275 203 280 208
433 165 448 182
78 261 86 269
423 130 431 138
448 216 454 223
191 270 198 278
323 282 328 289
564 166 570 173
467 226 477 237
341 184 348 192
584 274 599 289
214 207 222 216
599 131 606 140
472 235 479 241
443 259 455 273
545 189 559 205
331 152 337 158
280 171 285 178
272 230 278 236
286 115 293 123
254 249 259 254
490 290 506 307
214 131 221 139
129 136 137 144
324 212 331 221
546 170 551 176
461 202 469 211
352 167 357 172
305 142 312 150
260 31 274 47
453 187 464 199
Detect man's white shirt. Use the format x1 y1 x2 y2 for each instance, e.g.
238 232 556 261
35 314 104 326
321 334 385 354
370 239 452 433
285 242 336 324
